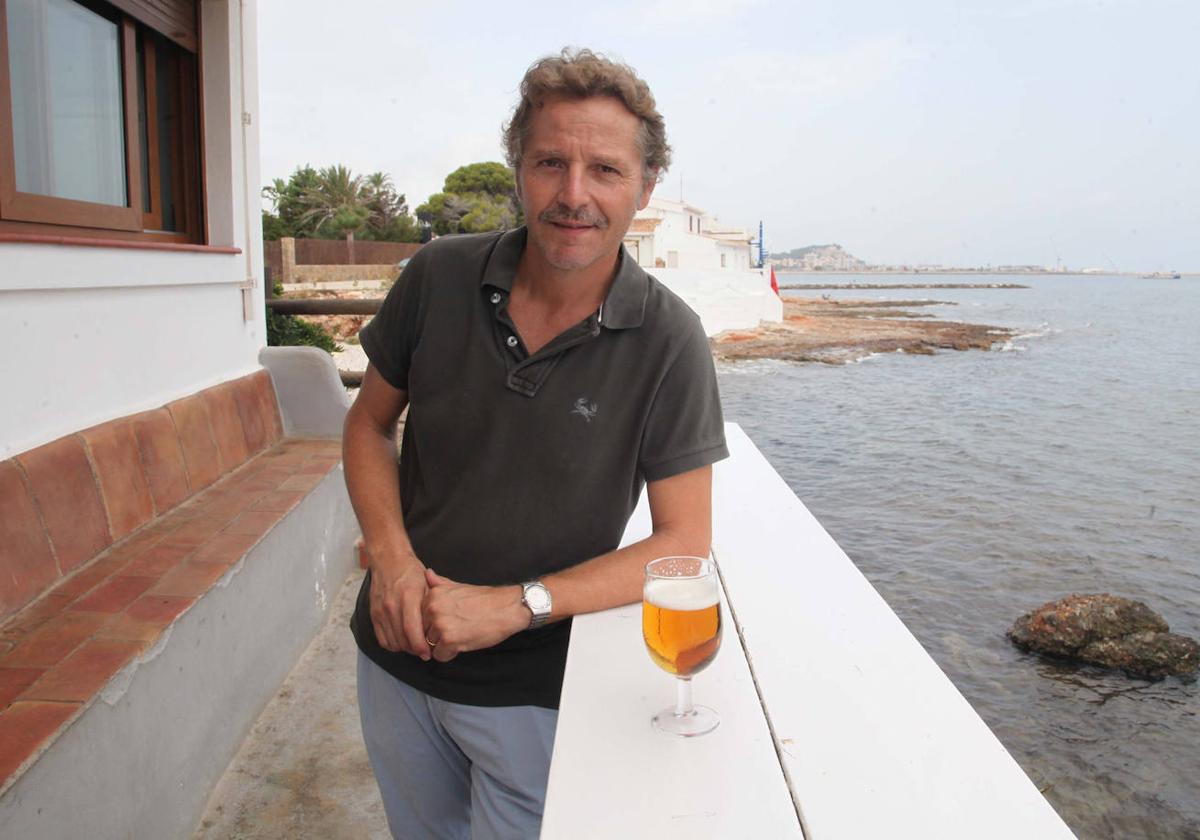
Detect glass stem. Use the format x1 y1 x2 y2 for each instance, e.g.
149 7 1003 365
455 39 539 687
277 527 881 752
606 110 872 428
675 676 693 717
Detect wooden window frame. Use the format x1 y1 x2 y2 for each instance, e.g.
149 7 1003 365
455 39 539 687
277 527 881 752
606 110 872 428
0 0 203 245
140 30 162 232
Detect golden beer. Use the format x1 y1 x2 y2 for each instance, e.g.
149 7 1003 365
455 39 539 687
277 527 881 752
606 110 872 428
642 576 722 677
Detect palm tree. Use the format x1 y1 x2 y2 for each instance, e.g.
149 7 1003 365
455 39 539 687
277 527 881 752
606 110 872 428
263 165 418 242
361 171 409 237
295 165 369 242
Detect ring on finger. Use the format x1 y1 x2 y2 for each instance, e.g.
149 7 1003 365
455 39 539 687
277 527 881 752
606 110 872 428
425 637 438 648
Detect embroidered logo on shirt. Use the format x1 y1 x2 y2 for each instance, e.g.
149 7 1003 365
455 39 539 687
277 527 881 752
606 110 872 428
572 397 599 423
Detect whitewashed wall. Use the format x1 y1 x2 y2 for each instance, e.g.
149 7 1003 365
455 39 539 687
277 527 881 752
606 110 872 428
715 239 752 271
651 266 783 336
0 1 265 458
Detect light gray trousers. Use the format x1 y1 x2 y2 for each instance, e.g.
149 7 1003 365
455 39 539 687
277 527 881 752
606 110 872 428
356 651 558 840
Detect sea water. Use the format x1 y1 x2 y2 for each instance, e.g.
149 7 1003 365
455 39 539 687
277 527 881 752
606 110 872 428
717 274 1200 839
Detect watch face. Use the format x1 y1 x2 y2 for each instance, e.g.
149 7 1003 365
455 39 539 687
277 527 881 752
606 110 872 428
526 585 551 611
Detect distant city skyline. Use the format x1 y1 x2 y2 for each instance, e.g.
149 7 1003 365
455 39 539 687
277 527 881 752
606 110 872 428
258 0 1199 272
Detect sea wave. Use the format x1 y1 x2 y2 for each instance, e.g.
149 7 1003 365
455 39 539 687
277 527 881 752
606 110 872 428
1001 322 1060 351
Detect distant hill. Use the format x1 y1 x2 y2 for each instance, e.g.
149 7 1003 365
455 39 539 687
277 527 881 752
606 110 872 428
771 244 841 259
770 244 867 271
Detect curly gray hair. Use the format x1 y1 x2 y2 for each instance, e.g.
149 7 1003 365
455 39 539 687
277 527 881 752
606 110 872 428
503 48 671 185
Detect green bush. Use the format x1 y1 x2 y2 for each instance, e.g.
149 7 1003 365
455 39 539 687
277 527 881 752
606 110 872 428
266 283 341 353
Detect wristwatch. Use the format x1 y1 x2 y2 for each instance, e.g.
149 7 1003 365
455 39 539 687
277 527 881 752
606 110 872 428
521 580 552 630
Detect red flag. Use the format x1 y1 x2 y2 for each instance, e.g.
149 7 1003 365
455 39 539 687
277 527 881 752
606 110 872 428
769 265 780 297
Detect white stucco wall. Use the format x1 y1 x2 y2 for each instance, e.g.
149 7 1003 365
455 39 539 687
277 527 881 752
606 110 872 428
0 1 264 458
1 270 263 458
622 234 655 269
715 239 753 271
650 267 783 336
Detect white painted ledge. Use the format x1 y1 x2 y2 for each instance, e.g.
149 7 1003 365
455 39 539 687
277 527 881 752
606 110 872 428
544 424 1075 840
542 494 800 839
0 243 245 290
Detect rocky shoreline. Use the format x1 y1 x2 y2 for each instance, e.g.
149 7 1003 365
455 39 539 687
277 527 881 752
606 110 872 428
712 297 1015 364
291 289 1016 369
779 282 1029 290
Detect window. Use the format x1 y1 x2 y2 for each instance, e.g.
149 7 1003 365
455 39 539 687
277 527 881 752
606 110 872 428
0 0 202 243
623 238 639 264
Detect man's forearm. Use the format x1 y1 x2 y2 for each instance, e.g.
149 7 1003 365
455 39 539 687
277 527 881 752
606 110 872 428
421 526 708 660
542 465 713 622
543 527 709 622
343 396 437 657
418 466 713 659
342 409 417 567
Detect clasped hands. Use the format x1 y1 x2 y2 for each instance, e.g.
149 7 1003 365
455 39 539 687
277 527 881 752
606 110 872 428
368 556 530 663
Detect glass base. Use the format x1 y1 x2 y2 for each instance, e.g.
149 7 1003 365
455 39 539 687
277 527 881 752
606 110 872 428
652 704 719 737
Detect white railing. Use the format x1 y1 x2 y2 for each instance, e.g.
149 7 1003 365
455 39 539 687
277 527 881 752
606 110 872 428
542 424 1075 839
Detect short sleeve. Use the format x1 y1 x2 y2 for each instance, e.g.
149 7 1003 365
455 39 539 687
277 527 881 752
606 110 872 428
638 321 729 482
357 252 428 391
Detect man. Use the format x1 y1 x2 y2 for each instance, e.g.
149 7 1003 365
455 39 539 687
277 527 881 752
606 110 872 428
344 48 727 839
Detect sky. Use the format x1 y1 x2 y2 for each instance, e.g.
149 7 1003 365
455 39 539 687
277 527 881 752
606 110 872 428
257 0 1199 271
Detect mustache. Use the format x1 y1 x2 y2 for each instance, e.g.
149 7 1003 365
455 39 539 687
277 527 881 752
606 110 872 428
539 204 609 229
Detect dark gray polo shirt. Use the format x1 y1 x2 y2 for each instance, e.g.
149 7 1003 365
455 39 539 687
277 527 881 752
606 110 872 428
350 227 727 709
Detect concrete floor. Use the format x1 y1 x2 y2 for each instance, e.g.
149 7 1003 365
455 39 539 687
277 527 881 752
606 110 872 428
193 570 390 839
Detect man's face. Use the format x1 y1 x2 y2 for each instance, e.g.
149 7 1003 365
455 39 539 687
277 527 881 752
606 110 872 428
516 95 655 275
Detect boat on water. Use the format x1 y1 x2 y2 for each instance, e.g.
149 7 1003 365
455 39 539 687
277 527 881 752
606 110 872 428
1141 271 1182 279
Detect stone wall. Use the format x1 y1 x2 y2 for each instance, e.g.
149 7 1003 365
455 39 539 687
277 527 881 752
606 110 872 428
268 238 419 285
289 264 399 284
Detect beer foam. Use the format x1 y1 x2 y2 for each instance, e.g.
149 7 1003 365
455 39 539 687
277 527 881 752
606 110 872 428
645 576 719 610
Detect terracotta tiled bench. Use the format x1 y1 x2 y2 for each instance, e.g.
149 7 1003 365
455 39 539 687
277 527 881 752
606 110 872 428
0 350 357 834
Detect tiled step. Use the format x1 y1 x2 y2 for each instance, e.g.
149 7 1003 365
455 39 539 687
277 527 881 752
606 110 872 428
0 437 342 792
1 370 285 623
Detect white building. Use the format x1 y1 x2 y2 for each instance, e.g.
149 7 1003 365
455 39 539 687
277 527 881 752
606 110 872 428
623 197 780 336
624 196 755 272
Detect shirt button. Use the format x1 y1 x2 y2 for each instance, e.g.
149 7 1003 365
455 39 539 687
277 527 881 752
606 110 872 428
490 292 502 304
506 335 518 348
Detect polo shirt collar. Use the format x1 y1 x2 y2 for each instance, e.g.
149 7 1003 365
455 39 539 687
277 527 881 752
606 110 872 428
481 227 648 330
600 244 649 330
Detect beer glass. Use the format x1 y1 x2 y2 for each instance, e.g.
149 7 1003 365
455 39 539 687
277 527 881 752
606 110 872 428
642 556 722 736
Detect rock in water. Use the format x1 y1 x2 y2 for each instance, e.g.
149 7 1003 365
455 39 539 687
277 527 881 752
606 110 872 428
1007 594 1200 680
1007 594 1167 656
1080 632 1200 680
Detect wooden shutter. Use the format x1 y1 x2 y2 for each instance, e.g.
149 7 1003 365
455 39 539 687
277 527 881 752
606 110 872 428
108 0 197 52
